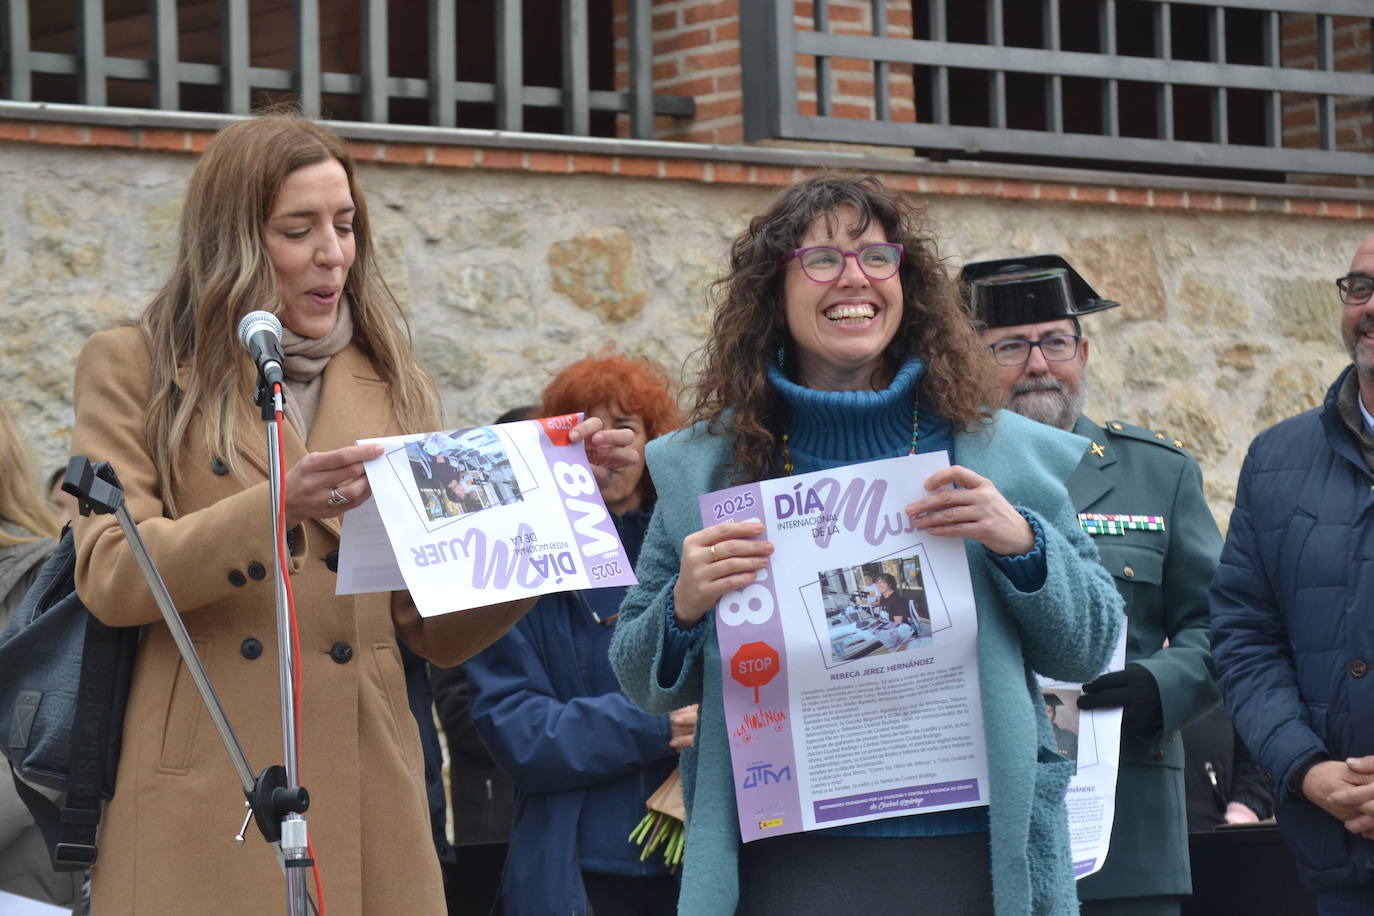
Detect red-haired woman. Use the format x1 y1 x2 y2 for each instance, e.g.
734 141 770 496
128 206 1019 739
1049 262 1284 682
465 353 694 916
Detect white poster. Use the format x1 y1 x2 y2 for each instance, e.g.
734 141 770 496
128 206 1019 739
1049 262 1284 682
336 415 636 615
1040 632 1127 880
703 453 988 842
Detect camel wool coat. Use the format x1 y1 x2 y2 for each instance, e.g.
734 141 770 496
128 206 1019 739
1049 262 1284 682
71 326 524 915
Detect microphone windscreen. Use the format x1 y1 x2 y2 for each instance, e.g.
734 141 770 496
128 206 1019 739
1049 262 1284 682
237 310 283 349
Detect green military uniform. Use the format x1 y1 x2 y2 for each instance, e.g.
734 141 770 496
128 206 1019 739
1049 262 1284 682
1053 722 1079 766
1070 415 1223 914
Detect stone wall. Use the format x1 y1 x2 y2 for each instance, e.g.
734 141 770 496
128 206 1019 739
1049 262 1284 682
1 138 1368 528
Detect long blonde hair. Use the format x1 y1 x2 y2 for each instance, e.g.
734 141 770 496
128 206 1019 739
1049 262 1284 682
139 113 438 515
0 401 61 546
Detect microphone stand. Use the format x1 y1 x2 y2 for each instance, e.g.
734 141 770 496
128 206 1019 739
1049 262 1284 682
65 457 314 915
255 372 314 916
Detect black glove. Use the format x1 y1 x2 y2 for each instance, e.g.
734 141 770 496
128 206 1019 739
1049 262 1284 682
1077 663 1163 738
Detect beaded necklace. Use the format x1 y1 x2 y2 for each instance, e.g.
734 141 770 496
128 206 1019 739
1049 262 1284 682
780 394 921 475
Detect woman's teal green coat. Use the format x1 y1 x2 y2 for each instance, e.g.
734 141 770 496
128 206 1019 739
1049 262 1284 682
610 409 1124 915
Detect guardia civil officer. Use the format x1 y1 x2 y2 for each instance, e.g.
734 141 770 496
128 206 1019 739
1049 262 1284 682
964 255 1222 916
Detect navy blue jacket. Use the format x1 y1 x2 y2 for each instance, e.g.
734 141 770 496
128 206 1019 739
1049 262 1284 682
466 510 678 915
1211 366 1374 892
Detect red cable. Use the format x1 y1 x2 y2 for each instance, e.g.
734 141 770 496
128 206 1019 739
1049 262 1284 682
274 396 303 732
309 838 325 914
274 384 325 915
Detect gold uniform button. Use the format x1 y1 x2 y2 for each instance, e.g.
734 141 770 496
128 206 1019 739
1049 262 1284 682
1110 422 1123 430
1123 566 1135 578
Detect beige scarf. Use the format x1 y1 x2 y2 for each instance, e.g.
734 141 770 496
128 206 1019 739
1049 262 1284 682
279 296 355 440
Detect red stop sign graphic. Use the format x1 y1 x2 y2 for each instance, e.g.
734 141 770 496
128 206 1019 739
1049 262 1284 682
731 641 780 704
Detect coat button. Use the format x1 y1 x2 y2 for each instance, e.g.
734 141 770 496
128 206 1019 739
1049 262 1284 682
247 561 267 581
1123 566 1135 578
1264 771 1274 785
210 457 230 476
241 638 263 660
1351 659 1368 677
325 550 339 573
329 642 354 664
1154 750 1165 761
228 569 247 587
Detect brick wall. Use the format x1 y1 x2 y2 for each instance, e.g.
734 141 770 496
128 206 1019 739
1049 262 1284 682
612 0 913 144
1280 14 1373 188
612 0 744 143
4 117 1369 219
791 0 914 124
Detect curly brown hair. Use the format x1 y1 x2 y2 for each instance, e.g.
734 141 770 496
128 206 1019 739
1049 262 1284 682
687 174 995 484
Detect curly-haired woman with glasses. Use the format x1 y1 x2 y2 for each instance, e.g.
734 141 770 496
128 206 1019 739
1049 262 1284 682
610 174 1123 915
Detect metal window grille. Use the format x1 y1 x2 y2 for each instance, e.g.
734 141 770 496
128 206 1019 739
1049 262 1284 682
0 0 692 138
742 0 1374 179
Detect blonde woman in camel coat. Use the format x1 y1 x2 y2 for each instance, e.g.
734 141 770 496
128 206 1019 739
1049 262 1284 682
69 114 632 915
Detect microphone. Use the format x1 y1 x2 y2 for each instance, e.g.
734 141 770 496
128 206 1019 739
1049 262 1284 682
237 311 285 387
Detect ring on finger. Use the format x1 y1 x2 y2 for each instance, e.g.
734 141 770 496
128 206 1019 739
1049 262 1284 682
709 544 719 562
328 487 351 507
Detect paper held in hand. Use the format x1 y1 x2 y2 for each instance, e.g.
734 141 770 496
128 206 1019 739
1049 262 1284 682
704 452 990 842
1040 631 1126 881
335 415 637 615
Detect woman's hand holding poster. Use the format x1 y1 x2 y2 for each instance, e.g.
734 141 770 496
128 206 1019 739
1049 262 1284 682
335 415 636 614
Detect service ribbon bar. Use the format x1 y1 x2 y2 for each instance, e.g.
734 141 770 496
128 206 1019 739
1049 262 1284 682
1078 513 1166 536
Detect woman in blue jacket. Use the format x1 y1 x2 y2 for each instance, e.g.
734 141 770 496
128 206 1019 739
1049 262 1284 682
467 353 692 916
608 175 1123 915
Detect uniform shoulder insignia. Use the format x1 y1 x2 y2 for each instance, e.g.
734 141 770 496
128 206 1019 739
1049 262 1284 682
1104 420 1188 452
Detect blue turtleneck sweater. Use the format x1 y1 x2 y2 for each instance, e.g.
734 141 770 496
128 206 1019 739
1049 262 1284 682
766 358 952 473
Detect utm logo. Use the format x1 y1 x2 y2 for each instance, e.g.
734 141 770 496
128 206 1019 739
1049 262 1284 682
742 762 792 789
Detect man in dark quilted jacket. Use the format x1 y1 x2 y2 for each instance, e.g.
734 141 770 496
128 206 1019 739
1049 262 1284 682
1211 232 1374 914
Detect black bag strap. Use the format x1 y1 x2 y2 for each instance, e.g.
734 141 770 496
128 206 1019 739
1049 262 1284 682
48 609 128 869
9 757 101 870
16 608 127 871
9 760 64 860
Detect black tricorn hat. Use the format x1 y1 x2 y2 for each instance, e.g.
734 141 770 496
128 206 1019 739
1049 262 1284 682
960 254 1120 328
1043 692 1065 707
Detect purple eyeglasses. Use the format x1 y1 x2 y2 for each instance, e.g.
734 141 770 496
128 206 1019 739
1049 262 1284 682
781 243 904 283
